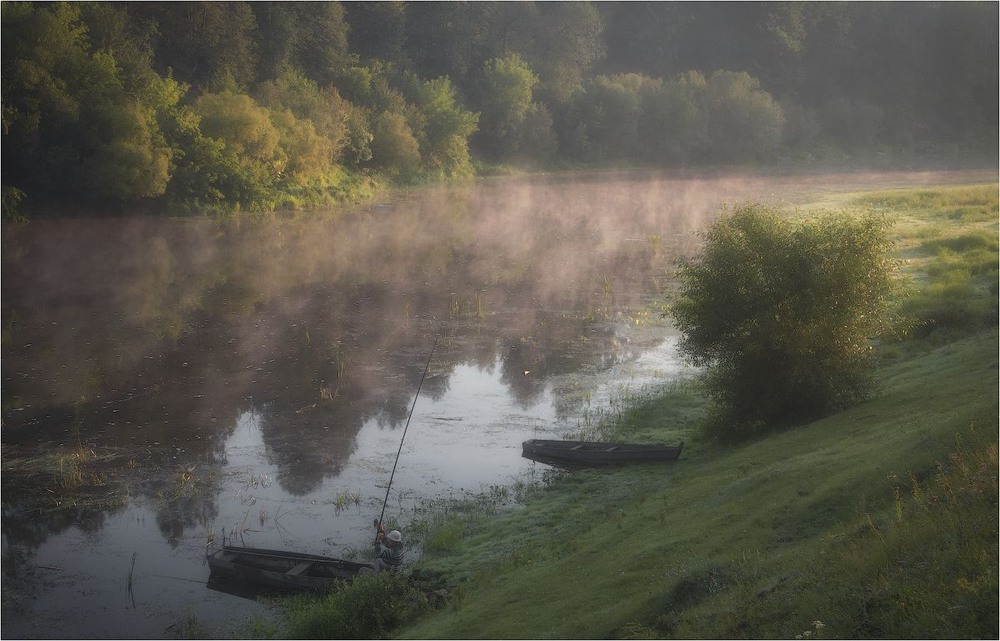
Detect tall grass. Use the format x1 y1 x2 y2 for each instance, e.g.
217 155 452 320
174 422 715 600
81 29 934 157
283 571 429 639
856 184 998 345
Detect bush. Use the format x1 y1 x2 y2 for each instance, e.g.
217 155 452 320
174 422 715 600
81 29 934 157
416 77 478 178
284 571 429 639
671 204 895 436
474 54 538 160
702 71 785 162
370 111 421 177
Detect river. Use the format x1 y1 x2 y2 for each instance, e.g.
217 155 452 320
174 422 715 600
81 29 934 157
1 167 989 638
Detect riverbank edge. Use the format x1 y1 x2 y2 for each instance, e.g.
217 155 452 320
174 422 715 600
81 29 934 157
392 328 997 639
5 156 995 223
383 181 999 639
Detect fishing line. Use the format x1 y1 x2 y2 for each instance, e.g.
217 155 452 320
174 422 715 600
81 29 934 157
375 336 438 540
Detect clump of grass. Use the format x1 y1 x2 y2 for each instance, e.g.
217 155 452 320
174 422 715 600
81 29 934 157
850 185 998 214
1 446 133 513
918 229 998 255
283 571 429 639
876 184 1000 345
332 489 361 514
421 516 465 554
448 292 488 321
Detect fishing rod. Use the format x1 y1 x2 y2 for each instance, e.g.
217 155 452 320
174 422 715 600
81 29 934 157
375 336 438 542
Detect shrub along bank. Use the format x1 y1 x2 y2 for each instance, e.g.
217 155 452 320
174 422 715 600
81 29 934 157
395 332 996 639
281 183 998 639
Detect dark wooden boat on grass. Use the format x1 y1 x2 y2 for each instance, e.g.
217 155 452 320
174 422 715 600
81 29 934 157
207 545 374 593
522 439 683 466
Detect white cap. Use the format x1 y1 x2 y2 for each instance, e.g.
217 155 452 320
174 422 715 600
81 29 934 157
387 530 402 543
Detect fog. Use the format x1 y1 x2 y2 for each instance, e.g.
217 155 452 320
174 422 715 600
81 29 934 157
1 167 993 637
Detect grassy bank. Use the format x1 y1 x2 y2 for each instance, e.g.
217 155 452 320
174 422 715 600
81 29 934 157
281 182 998 639
393 331 996 639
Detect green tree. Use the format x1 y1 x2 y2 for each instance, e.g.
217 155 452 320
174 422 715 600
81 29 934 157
80 83 174 200
640 71 708 163
191 88 343 200
343 1 407 64
137 2 258 92
671 205 895 436
160 105 232 209
702 71 785 162
255 68 352 163
187 91 286 209
2 2 177 204
416 77 479 178
527 2 606 106
370 111 421 177
269 109 335 186
403 3 479 81
474 54 539 160
252 2 352 85
578 73 657 161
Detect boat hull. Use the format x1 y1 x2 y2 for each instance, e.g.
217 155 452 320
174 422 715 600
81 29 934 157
521 439 683 466
207 545 374 593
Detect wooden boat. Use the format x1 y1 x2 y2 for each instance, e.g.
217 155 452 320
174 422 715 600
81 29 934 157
206 545 375 593
522 439 683 466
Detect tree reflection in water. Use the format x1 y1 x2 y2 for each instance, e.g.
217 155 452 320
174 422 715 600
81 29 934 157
2 169 980 635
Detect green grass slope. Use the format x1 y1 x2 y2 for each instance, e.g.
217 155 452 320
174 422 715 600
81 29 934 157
399 331 997 639
394 183 998 639
277 182 997 640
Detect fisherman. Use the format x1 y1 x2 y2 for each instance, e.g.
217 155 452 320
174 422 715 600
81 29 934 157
374 520 405 572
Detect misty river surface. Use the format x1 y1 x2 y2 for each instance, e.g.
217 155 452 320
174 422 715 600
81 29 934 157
1 168 989 638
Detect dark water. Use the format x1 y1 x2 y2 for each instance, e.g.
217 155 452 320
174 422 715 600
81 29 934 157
2 168 987 638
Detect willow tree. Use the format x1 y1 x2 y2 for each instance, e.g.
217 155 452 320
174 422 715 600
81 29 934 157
671 204 895 437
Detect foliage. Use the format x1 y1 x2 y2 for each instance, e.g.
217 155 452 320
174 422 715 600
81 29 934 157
190 91 284 209
569 74 648 162
268 109 335 187
803 438 998 638
283 571 429 639
473 54 540 160
1 2 996 215
852 185 1000 344
671 204 896 435
527 2 607 106
254 68 351 163
370 111 421 178
1 2 178 204
702 70 785 161
398 323 997 639
251 1 351 85
415 77 479 179
137 2 259 92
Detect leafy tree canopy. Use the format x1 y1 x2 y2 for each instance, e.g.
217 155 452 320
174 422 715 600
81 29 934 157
671 205 896 437
1 1 995 215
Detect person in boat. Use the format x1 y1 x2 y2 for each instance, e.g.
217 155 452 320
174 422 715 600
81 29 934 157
374 521 405 572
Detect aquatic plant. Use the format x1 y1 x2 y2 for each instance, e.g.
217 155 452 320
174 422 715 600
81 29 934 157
333 489 361 514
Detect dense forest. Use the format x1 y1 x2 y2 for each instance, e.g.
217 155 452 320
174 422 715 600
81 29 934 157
2 1 997 215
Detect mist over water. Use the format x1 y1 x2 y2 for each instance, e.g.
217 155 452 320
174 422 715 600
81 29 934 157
1 168 990 637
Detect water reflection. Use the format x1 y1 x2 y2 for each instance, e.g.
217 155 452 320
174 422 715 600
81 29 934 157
2 168 988 637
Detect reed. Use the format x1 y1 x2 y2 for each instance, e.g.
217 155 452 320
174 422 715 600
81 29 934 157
333 489 361 514
2 445 131 512
448 293 488 321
